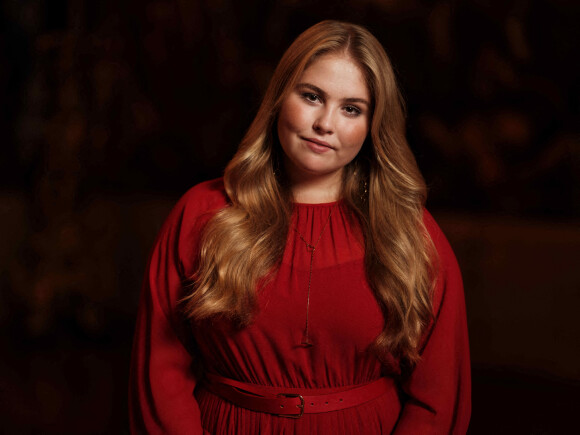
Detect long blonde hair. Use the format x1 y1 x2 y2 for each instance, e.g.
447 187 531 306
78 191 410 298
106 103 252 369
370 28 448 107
183 20 436 366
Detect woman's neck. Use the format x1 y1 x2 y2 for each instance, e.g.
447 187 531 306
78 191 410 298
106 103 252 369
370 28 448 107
287 170 342 204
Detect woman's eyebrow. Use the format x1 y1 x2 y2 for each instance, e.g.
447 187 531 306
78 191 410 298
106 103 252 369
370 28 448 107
296 82 370 107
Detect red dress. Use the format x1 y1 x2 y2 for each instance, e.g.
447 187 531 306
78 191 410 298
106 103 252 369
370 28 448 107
129 178 471 434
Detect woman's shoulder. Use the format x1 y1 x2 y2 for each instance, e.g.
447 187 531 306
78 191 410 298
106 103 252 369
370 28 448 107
160 177 228 240
177 177 229 215
422 209 455 263
157 178 228 272
422 209 462 286
422 209 464 309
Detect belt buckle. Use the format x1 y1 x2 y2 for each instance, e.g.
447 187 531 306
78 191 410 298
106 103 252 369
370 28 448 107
276 393 305 418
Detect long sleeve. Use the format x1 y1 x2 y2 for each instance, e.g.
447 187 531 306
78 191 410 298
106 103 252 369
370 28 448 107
129 180 227 435
393 211 471 434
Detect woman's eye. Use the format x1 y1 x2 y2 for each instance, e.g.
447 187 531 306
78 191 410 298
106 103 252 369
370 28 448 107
344 105 362 116
302 93 320 103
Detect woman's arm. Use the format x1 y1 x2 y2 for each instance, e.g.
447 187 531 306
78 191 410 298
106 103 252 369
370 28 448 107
129 180 225 435
393 211 471 434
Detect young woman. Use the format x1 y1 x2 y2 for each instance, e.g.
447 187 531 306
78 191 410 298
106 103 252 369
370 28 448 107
130 20 471 434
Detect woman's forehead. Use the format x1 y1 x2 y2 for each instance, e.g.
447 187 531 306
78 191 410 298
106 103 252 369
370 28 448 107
296 53 370 102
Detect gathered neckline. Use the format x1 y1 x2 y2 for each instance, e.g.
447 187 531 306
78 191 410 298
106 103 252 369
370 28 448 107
292 199 343 208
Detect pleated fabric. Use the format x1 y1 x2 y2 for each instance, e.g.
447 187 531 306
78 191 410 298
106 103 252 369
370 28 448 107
191 200 399 433
129 178 471 435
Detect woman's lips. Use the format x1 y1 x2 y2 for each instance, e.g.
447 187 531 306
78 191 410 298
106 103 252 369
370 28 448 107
302 137 334 153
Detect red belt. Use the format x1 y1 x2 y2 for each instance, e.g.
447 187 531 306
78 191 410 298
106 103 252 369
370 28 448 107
204 373 393 418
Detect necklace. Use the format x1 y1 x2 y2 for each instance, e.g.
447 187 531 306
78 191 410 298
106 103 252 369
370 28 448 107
293 202 338 347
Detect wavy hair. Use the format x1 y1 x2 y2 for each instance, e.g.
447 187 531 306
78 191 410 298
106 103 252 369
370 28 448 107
183 20 436 366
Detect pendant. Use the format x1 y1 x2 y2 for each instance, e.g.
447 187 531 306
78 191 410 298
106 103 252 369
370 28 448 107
300 334 314 347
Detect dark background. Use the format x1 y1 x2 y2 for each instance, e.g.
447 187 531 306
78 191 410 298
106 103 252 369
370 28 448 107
1 0 579 433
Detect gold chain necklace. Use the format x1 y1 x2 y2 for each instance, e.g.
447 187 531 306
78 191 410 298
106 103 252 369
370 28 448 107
293 202 339 347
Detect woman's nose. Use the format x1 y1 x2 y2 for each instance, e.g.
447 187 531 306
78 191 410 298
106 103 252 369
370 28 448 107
313 109 334 134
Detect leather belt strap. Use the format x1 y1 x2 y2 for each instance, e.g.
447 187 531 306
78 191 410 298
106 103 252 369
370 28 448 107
204 373 393 418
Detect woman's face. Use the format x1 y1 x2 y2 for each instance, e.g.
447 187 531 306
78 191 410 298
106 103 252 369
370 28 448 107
277 53 371 190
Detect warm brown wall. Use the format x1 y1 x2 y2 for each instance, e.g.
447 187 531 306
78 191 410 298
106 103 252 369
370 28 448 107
437 213 580 380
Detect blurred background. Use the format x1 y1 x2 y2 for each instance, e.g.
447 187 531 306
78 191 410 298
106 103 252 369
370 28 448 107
1 0 578 433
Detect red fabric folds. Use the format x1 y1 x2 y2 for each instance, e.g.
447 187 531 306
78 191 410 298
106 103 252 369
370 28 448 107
129 178 471 434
